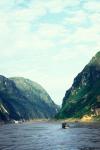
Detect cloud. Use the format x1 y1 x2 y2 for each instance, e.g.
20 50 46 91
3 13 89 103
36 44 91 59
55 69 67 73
35 23 69 40
0 0 14 10
84 0 100 13
53 49 78 62
0 0 100 104
60 22 100 47
43 0 80 13
90 13 100 25
72 26 100 44
12 4 46 22
53 45 99 63
63 10 88 27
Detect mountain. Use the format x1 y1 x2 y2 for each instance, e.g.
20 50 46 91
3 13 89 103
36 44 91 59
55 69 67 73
57 51 100 119
0 76 59 122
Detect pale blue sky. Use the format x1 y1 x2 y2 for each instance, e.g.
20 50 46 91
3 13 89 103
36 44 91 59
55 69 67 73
0 0 100 105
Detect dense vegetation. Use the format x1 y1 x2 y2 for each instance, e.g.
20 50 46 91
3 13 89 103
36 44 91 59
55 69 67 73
0 76 59 122
57 51 100 119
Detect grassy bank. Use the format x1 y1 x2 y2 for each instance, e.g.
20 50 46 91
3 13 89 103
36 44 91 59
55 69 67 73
55 115 100 123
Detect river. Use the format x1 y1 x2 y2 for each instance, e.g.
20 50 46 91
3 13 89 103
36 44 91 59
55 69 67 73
0 122 100 150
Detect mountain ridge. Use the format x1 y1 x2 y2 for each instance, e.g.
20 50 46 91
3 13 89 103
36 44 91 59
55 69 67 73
0 75 59 122
57 51 100 119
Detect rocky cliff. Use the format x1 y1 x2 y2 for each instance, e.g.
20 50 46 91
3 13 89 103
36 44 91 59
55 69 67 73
57 51 100 119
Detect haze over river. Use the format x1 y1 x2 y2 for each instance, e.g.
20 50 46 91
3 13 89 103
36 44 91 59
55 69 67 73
0 122 100 150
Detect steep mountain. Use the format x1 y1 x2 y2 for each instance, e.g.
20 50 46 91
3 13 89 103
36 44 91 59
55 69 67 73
11 77 59 117
0 76 59 122
57 51 100 119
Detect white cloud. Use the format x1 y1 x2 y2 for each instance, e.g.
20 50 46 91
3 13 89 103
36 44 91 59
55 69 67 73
60 23 100 47
0 0 14 9
12 4 46 22
43 0 79 13
63 10 88 26
35 23 69 40
84 0 100 13
73 26 100 43
0 0 100 105
90 13 100 25
53 45 99 63
53 49 77 62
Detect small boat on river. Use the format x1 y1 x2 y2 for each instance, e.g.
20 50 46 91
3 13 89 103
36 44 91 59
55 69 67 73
62 122 69 129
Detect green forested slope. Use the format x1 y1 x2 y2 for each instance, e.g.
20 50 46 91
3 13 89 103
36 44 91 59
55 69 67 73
57 52 100 119
0 76 59 122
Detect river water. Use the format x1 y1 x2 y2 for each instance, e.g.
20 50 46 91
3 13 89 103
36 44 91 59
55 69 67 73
0 122 100 150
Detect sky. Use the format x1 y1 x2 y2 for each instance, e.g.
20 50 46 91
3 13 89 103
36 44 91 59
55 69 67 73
0 0 100 105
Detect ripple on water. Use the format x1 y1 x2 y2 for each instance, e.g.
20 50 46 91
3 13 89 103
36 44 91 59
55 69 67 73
0 122 100 150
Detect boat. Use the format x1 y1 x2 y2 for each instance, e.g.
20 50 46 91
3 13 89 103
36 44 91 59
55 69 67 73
62 122 69 129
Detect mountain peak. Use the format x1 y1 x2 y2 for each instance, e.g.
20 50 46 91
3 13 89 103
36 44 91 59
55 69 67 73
89 51 100 65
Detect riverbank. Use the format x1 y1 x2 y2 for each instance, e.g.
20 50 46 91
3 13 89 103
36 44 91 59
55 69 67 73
0 119 51 125
57 115 100 123
0 115 100 126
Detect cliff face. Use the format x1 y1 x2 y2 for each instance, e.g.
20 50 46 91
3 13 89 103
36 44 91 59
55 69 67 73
57 52 100 119
0 76 59 122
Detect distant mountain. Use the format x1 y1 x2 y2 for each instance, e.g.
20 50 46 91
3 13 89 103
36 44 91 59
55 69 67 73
57 51 100 119
0 76 59 122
